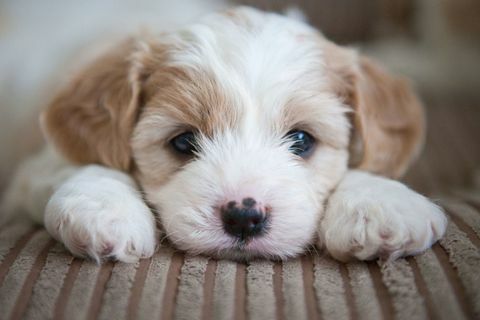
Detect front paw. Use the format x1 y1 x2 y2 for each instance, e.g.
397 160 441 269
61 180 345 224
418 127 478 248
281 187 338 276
319 172 448 261
44 169 157 263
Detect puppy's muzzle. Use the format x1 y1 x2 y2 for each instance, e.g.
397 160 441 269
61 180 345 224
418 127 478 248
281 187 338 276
220 197 270 241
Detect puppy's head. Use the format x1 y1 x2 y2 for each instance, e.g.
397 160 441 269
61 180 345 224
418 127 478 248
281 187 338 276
42 7 424 259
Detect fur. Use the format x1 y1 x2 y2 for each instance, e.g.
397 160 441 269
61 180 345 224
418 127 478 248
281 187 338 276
1 7 447 262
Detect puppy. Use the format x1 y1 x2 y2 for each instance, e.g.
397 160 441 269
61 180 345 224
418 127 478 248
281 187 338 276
2 7 447 262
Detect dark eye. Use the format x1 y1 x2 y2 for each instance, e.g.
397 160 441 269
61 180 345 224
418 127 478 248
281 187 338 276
170 132 197 155
286 130 315 157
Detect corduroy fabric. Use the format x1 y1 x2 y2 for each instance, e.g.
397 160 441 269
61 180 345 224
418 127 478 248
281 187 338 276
0 195 478 320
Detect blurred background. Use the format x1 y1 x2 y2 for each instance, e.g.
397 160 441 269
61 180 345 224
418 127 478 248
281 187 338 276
1 0 479 196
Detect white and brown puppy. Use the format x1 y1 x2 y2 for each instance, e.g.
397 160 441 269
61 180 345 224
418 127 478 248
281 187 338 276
2 7 447 262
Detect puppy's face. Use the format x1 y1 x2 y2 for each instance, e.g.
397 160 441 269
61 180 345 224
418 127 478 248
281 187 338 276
43 8 424 260
131 11 350 258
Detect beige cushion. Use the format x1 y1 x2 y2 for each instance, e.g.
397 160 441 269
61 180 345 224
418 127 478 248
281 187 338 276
0 194 479 320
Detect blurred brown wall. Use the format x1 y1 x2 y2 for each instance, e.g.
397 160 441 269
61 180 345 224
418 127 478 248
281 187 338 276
235 0 480 44
235 0 415 43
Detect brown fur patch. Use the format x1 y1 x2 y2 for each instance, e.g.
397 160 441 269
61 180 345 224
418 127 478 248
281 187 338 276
323 41 425 178
41 39 145 171
143 66 240 137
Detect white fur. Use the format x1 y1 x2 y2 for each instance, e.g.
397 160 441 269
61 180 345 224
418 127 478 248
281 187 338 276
150 131 323 259
319 170 448 261
44 165 156 262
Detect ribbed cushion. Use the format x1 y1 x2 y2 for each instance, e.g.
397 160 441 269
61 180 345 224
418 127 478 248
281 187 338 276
0 194 479 320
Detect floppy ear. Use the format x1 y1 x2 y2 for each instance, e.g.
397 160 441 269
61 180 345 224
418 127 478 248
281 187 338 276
41 39 149 171
325 43 425 178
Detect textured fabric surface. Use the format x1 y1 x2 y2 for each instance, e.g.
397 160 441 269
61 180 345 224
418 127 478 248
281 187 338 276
0 194 479 320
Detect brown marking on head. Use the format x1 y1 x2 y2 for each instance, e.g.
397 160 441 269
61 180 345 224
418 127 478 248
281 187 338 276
323 41 425 178
128 49 241 187
143 66 239 137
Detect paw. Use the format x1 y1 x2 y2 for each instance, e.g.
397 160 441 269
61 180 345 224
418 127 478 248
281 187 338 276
319 171 448 261
44 166 157 262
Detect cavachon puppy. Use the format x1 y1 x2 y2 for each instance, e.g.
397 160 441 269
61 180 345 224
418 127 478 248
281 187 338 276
2 7 447 262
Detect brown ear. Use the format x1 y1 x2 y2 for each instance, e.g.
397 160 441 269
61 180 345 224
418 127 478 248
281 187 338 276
41 39 148 171
325 43 425 178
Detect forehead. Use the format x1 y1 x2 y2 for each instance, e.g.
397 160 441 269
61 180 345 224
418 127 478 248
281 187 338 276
185 8 325 94
145 8 344 142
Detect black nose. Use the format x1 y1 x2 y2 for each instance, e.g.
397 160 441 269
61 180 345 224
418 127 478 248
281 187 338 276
221 198 268 240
